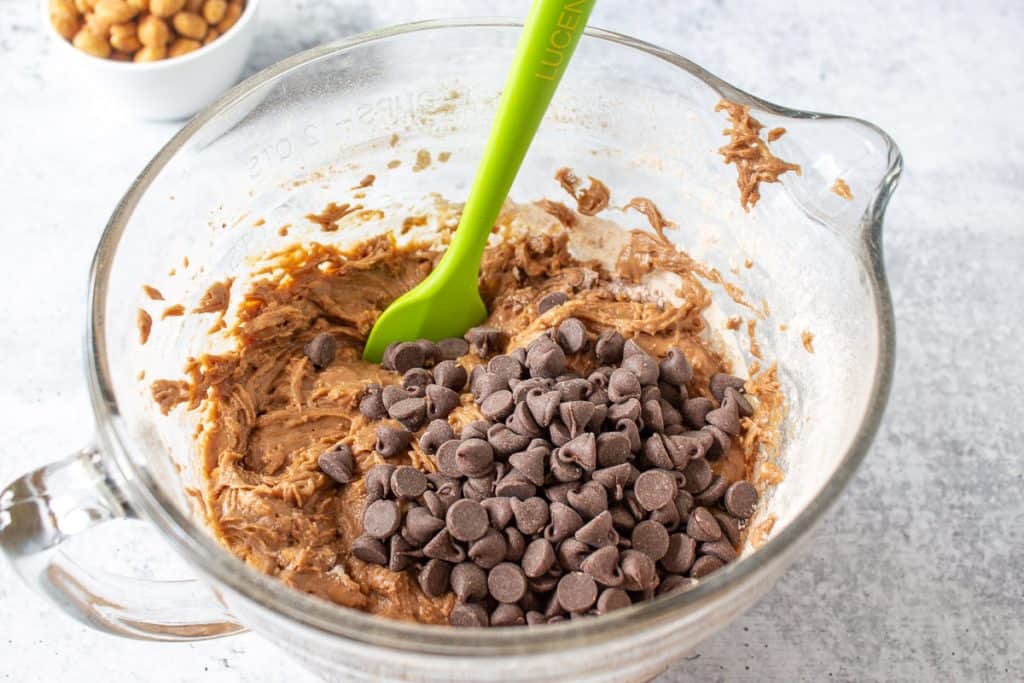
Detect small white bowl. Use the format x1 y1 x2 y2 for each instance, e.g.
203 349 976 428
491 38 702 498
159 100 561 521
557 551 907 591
42 0 260 120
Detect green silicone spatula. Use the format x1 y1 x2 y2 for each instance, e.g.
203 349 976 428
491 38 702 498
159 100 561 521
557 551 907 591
363 0 596 362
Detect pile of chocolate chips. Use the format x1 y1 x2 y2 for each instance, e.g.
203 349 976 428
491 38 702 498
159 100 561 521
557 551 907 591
316 302 759 628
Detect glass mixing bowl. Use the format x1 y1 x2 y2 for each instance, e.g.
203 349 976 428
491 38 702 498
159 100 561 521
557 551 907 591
0 19 900 683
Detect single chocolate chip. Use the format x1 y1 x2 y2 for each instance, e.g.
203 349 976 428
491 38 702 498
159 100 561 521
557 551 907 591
488 354 524 382
488 423 532 456
575 510 618 548
450 602 489 627
402 368 433 394
620 549 659 592
304 332 337 369
527 344 567 379
566 480 608 520
659 380 683 405
424 384 459 422
642 399 665 433
491 602 526 626
506 402 542 437
419 419 454 454
596 588 631 614
705 399 741 436
594 330 625 364
622 352 659 386
634 469 677 511
631 519 671 561
681 458 713 493
557 537 590 572
390 342 426 374
665 433 707 466
381 385 410 410
522 538 557 578
687 507 723 542
621 338 645 359
545 482 576 505
681 398 713 429
488 562 528 603
437 337 470 360
317 443 354 484
660 400 684 428
608 369 641 403
508 447 547 486
351 535 388 565
724 386 754 417
609 504 637 533
504 527 526 562
709 373 745 402
658 574 697 595
623 489 645 520
388 466 427 500
594 431 630 468
422 490 447 518
556 378 591 402
532 573 562 596
713 510 742 546
418 558 451 598
404 506 446 545
415 339 442 366
700 539 738 564
642 434 675 470
375 425 413 458
455 438 494 478
607 397 641 423
557 572 598 613
615 418 642 454
471 370 509 402
675 490 695 521
428 473 463 507
363 499 401 539
481 389 515 421
537 291 569 315
469 528 508 569
543 502 584 543
381 342 400 370
580 545 623 587
423 529 467 563
450 562 488 601
466 326 505 357
559 432 598 471
724 480 758 519
511 376 550 402
480 496 513 529
526 389 561 428
694 474 729 507
511 497 550 535
649 500 681 532
364 463 396 502
591 463 636 501
494 471 537 499
559 401 596 438
525 611 547 626
702 425 732 460
662 533 697 573
388 397 427 430
446 499 490 542
556 318 588 354
389 536 417 572
460 419 490 441
433 439 461 477
659 348 692 386
359 384 387 421
689 554 724 578
433 360 467 392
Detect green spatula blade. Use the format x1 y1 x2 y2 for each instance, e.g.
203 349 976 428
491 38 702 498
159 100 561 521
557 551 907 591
363 0 596 362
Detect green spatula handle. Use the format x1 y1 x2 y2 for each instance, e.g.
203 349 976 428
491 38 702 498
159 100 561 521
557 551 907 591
434 0 597 284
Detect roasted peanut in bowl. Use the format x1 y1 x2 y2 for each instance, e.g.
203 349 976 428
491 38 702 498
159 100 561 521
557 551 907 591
43 0 259 120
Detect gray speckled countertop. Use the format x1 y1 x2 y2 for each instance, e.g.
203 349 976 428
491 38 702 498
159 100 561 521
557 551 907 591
1 1 1022 681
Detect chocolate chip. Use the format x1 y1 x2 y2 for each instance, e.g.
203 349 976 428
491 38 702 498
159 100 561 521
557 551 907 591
402 367 433 393
424 384 459 421
607 397 641 423
351 535 387 565
559 432 597 471
304 332 337 369
432 439 460 477
545 482 576 505
658 348 692 386
467 326 505 357
418 559 451 598
681 457 712 493
608 368 641 402
375 425 413 458
661 533 697 573
713 510 742 546
537 291 569 315
381 384 410 409
621 549 659 593
642 434 674 470
724 386 754 417
317 443 354 484
509 447 547 486
709 373 745 402
428 473 463 508
506 402 542 437
634 469 677 511
364 463 396 501
388 536 416 572
591 463 635 501
446 499 490 542
469 528 508 569
702 425 731 460
449 561 488 602
615 418 642 454
700 539 738 564
488 354 524 382
580 545 623 587
694 474 729 506
532 573 562 596
455 438 494 478
686 507 722 542
641 399 665 433
680 397 714 429
522 538 557 578
423 529 466 563
631 519 670 561
622 352 659 386
566 480 608 519
705 399 741 436
450 602 489 627
596 588 631 613
609 504 637 533
525 611 547 626
359 384 387 421
488 562 528 603
363 499 401 539
556 378 591 402
511 376 550 402
657 575 696 595
494 471 537 499
403 506 446 545
621 338 645 358
556 318 588 354
481 389 515 421
557 572 598 612
559 401 596 438
388 397 427 430
594 330 625 364
419 419 454 454
422 490 447 518
593 431 630 468
675 490 695 521
437 337 470 360
461 419 490 440
526 389 561 427
649 500 681 531
487 423 531 455
390 342 426 373
689 554 724 578
477 497 511 530
511 497 550 535
575 510 618 548
665 433 707 466
491 602 526 626
557 537 590 571
527 344 567 379
433 360 467 392
504 527 526 562
724 480 758 519
543 501 584 543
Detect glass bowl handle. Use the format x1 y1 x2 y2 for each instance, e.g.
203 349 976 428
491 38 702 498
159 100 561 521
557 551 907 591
0 447 244 641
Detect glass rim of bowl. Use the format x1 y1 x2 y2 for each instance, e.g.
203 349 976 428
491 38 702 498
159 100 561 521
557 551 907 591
85 17 900 654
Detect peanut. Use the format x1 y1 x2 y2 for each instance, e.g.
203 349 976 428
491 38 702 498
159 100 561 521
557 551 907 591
134 43 166 61
72 26 111 58
137 14 169 46
168 36 201 57
172 11 207 39
73 0 96 13
185 0 203 11
109 21 141 51
202 26 218 45
49 0 82 40
84 11 111 37
201 0 225 25
148 0 185 18
215 0 241 33
125 0 148 11
94 0 138 24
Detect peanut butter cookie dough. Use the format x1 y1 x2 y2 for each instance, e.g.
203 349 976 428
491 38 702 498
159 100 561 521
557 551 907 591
151 201 782 626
